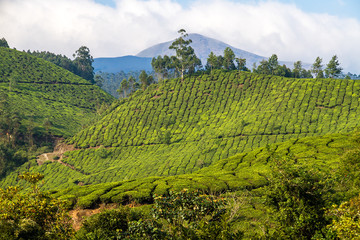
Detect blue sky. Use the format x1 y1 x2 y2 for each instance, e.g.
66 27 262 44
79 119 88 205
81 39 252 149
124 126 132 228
95 0 360 20
1 0 360 72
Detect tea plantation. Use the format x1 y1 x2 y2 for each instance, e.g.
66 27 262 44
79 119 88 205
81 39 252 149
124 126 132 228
2 69 360 191
48 132 358 209
0 47 114 137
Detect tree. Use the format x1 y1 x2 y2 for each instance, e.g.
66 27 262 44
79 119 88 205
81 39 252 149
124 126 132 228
0 172 74 239
207 51 218 74
311 57 324 78
94 74 104 87
117 78 129 98
275 64 292 77
169 29 201 81
139 70 148 91
128 76 136 93
325 55 342 78
151 189 242 239
293 61 302 78
264 157 331 239
0 38 9 48
268 54 279 75
255 59 270 75
73 46 94 83
235 58 247 72
75 208 130 239
151 55 173 81
223 47 235 70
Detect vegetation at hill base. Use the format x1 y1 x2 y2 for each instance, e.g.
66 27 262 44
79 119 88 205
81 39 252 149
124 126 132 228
0 172 73 239
3 131 358 239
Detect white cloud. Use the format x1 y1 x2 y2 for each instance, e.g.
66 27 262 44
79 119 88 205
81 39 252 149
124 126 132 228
0 0 359 72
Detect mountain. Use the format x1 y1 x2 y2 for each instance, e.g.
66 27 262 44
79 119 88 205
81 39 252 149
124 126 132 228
93 55 152 73
94 33 302 73
137 33 266 68
0 47 114 137
3 70 360 190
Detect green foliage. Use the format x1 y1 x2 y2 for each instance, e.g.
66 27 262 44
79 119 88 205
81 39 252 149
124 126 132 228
45 132 357 211
0 47 114 137
223 47 236 70
312 56 324 79
0 37 9 48
151 189 241 239
27 50 77 76
328 193 360 239
0 172 74 239
169 29 201 80
73 46 95 83
325 55 342 78
264 157 332 239
75 208 130 240
4 69 360 190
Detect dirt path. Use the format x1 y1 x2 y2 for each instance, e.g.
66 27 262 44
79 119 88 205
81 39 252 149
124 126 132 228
37 139 76 167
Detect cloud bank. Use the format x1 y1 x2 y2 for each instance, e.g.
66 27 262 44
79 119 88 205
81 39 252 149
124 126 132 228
0 0 359 72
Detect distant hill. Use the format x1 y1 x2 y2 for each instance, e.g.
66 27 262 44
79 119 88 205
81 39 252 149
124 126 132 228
137 33 267 68
93 55 152 73
3 70 360 190
94 33 307 73
0 47 114 137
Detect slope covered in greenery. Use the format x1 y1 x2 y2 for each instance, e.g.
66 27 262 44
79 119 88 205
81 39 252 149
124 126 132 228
0 47 114 137
2 70 360 190
49 132 358 209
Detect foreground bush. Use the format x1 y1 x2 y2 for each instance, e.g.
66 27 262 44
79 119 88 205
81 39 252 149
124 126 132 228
76 189 242 239
0 172 74 239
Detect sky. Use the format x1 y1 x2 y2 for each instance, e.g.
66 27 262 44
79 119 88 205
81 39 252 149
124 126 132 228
0 0 359 73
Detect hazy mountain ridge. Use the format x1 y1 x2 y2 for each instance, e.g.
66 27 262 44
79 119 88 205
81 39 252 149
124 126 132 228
94 33 307 73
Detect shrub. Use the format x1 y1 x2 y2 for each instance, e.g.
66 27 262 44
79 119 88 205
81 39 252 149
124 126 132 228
75 208 130 240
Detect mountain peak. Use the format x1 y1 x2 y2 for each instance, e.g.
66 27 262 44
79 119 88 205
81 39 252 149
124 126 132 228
136 33 265 67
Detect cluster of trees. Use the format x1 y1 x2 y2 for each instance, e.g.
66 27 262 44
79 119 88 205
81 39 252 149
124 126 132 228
152 29 201 81
253 54 343 79
27 46 95 84
115 70 155 98
206 48 248 74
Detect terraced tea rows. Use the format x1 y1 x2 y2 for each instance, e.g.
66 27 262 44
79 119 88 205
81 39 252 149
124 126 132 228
0 47 114 136
49 132 358 209
2 70 360 189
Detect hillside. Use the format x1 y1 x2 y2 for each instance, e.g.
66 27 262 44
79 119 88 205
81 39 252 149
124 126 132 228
0 47 114 137
2 70 360 190
49 131 357 209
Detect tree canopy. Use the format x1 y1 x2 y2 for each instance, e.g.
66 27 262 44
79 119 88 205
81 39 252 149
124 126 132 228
0 38 9 48
73 46 94 83
169 29 201 80
325 55 342 78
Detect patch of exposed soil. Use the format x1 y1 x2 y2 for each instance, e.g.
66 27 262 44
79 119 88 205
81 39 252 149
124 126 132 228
37 139 76 166
69 203 118 231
